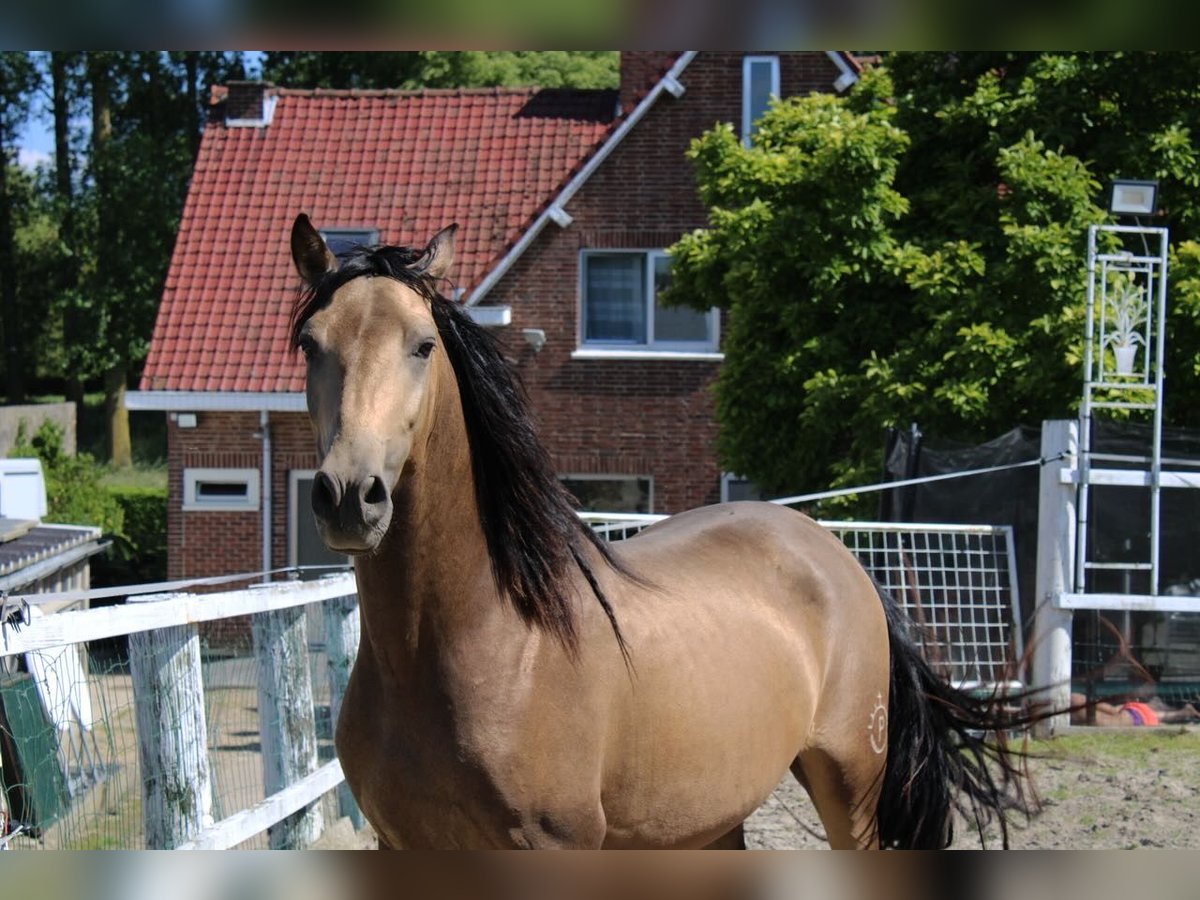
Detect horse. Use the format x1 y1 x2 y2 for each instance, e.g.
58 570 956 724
287 213 1037 849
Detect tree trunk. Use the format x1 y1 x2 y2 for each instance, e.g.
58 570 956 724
105 364 131 468
52 52 84 408
90 53 118 460
185 52 201 160
0 134 24 404
52 52 85 408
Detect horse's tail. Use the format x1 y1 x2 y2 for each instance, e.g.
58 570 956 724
875 579 1038 849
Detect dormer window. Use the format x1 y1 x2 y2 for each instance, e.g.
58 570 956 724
319 228 380 255
742 56 780 145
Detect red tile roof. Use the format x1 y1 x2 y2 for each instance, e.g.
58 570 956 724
142 86 617 393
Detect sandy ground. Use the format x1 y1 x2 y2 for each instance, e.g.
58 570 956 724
313 725 1200 850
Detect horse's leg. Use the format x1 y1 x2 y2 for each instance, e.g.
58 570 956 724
791 747 883 849
702 823 746 849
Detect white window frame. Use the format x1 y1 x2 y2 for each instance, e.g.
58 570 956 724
560 473 655 515
183 468 260 512
742 55 780 145
577 249 719 355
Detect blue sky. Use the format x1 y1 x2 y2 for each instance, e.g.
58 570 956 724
15 51 264 171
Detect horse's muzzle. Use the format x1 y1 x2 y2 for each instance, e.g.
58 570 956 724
311 469 392 553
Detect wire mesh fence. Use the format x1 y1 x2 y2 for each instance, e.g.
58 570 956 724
822 522 1023 692
0 581 356 851
1070 608 1200 709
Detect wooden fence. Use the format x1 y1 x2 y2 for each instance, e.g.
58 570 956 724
0 573 359 849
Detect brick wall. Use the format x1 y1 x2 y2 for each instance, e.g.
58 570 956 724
167 410 320 582
485 51 846 513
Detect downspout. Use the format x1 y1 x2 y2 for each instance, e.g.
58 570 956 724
259 409 271 583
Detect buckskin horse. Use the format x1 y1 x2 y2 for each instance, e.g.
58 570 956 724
287 213 1035 849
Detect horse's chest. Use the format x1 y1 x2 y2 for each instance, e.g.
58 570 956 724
336 674 536 847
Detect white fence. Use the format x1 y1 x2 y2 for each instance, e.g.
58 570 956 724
0 573 358 850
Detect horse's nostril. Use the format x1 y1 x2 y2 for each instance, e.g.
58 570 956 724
362 475 388 507
312 470 340 517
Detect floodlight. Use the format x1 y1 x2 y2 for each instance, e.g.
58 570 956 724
1108 179 1158 216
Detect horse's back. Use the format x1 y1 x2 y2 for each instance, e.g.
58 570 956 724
615 501 875 611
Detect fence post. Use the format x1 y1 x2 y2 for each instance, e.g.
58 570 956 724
253 603 323 848
1031 419 1078 737
128 593 213 848
323 593 364 829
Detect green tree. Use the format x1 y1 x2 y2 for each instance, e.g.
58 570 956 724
262 51 617 90
667 54 1200 505
0 51 40 404
71 51 243 466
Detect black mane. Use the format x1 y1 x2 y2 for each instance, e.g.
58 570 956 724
291 244 631 660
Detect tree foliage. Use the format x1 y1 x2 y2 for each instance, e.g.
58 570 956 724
262 51 617 90
666 54 1200 503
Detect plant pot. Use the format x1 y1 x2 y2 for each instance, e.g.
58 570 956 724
1114 344 1138 376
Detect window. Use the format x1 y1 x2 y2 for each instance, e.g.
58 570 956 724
721 473 765 503
289 471 350 575
581 251 717 351
319 227 380 255
561 476 653 514
743 56 780 145
183 468 260 512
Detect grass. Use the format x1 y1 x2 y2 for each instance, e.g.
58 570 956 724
1030 728 1200 766
98 462 167 491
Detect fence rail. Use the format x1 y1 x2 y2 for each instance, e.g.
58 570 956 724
0 573 358 850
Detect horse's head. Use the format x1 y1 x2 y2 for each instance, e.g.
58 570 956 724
289 213 457 554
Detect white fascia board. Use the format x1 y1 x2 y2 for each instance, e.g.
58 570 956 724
467 51 699 307
826 51 860 93
125 391 308 412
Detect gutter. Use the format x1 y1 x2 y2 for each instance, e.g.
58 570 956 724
126 391 307 412
468 51 699 306
257 410 272 585
825 51 860 93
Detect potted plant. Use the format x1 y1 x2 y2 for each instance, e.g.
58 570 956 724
1104 281 1148 376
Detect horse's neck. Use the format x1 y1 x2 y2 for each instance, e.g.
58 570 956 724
353 354 503 677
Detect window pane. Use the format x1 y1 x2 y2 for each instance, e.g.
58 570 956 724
561 477 652 514
196 481 250 499
320 228 379 255
585 254 646 343
747 59 776 135
652 255 711 344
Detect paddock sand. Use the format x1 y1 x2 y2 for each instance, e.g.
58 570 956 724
314 726 1200 850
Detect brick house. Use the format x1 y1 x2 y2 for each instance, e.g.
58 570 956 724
130 51 861 581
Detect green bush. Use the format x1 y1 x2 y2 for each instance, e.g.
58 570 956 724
102 485 167 585
10 419 169 587
10 419 124 535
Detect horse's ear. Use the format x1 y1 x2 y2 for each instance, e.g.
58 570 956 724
418 224 457 279
291 213 337 285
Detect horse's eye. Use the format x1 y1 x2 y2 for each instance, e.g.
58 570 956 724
298 334 318 360
414 339 436 360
